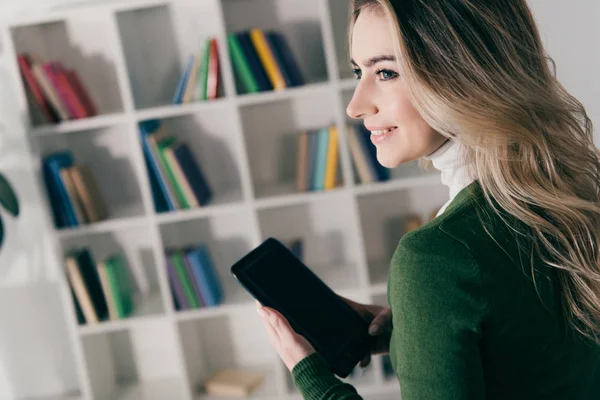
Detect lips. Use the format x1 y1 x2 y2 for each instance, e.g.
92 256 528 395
366 126 397 136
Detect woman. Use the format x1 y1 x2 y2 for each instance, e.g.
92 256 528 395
256 0 600 398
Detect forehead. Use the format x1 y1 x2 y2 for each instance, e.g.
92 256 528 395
350 8 395 63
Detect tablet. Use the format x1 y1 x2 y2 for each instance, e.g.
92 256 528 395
230 237 372 378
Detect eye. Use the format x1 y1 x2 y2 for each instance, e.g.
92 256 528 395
375 69 399 81
352 68 362 80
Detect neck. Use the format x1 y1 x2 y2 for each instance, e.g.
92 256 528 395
425 140 474 215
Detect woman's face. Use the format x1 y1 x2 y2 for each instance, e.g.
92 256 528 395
346 8 447 168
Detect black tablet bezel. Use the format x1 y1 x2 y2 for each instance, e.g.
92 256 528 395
230 237 372 378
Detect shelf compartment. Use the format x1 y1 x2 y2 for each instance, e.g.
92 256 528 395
60 225 166 327
356 185 449 287
82 319 187 400
239 90 342 199
256 192 362 292
178 311 280 399
10 11 125 127
221 0 329 95
158 210 256 310
32 124 146 230
116 0 228 110
137 105 245 215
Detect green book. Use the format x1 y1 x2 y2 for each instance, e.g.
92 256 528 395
157 136 189 209
105 255 134 318
196 38 211 101
227 33 259 94
170 251 200 308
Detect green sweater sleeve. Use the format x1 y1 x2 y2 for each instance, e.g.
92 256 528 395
292 352 363 399
388 225 487 399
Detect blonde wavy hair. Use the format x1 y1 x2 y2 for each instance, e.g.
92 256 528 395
349 0 600 344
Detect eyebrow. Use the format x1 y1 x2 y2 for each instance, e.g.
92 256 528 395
350 55 396 68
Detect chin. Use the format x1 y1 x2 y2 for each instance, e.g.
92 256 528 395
376 151 414 169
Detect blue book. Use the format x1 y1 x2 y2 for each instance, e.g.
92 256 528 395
237 31 273 92
185 245 223 307
357 124 390 181
312 128 330 191
139 120 177 212
173 143 212 206
269 32 304 86
42 159 65 227
44 151 78 227
172 55 195 104
305 130 318 191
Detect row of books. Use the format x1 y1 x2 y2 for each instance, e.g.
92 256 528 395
18 53 97 125
296 125 339 192
42 150 107 228
65 248 135 325
347 123 391 184
228 28 304 94
165 244 223 310
173 37 220 104
139 119 213 213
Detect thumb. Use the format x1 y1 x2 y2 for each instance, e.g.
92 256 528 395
368 308 392 335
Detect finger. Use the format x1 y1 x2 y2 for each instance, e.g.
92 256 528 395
359 353 371 368
264 307 296 343
258 308 281 345
369 308 393 335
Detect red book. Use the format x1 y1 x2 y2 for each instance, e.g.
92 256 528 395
17 54 57 123
207 38 220 100
53 62 88 119
64 69 97 117
43 62 76 120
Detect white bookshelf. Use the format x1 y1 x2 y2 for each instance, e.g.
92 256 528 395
0 0 448 399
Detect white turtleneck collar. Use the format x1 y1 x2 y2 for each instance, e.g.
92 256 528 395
424 139 474 216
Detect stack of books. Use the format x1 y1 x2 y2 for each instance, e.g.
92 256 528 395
347 123 391 184
17 53 97 125
65 248 135 325
228 28 304 94
42 150 107 229
165 244 223 310
139 119 213 213
173 36 221 104
296 125 339 192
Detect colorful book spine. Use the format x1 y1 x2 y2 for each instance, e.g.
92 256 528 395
324 125 339 190
249 28 286 90
166 255 189 310
207 38 220 99
186 245 223 307
312 128 330 191
169 251 201 308
237 31 272 92
173 143 213 206
173 54 195 104
228 33 259 94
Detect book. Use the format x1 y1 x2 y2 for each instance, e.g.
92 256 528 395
237 31 272 92
173 54 195 104
166 256 189 310
43 151 78 227
170 250 201 308
312 128 330 191
227 33 259 94
296 131 308 192
173 143 212 206
324 125 339 190
207 38 220 99
249 28 286 90
185 245 223 307
68 165 107 223
203 368 264 397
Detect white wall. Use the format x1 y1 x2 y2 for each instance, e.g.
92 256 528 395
0 0 597 399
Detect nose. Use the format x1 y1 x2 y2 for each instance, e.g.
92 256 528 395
346 80 377 119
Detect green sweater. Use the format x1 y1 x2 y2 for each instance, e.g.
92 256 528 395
292 181 600 399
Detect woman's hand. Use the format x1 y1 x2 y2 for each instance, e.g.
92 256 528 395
340 296 393 368
256 301 315 371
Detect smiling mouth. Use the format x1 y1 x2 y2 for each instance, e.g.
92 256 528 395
370 127 397 136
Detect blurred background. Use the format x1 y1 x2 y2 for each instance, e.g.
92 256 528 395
0 0 598 399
